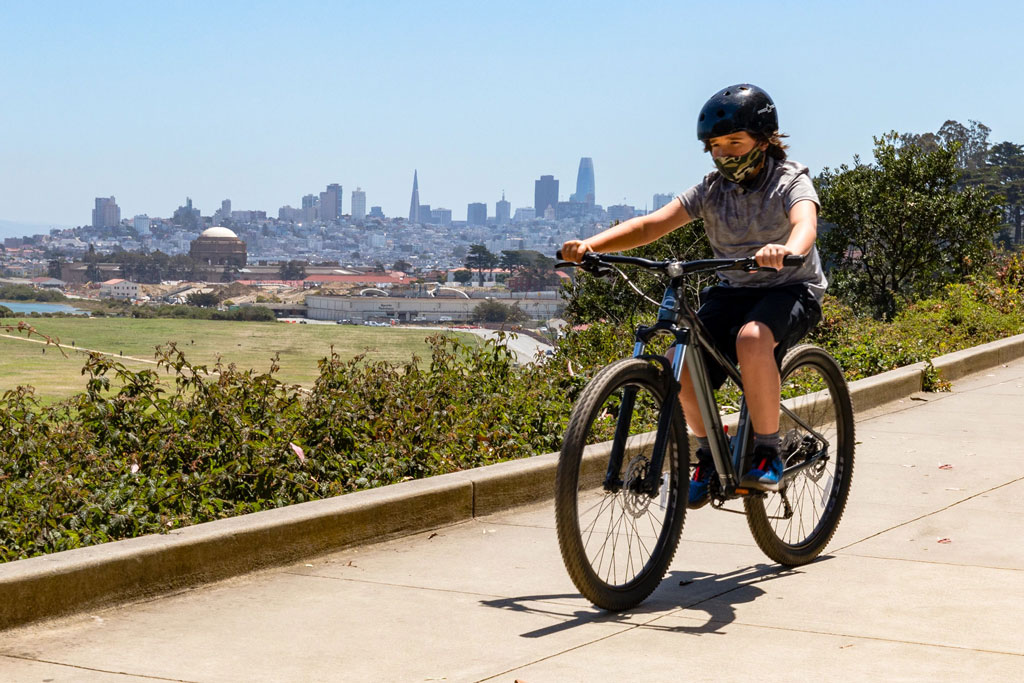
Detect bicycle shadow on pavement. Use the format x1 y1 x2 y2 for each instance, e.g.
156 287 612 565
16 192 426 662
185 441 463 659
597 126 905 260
480 556 835 638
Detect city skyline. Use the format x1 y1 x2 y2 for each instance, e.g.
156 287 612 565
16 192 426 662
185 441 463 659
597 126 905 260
3 2 1024 236
6 159 665 238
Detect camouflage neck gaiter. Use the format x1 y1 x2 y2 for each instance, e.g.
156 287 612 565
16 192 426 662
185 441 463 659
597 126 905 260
713 145 766 184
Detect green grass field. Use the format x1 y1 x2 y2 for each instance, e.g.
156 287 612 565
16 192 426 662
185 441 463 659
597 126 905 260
0 317 474 400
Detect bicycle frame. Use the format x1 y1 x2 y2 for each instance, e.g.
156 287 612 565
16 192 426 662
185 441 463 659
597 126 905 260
604 279 833 503
615 279 750 498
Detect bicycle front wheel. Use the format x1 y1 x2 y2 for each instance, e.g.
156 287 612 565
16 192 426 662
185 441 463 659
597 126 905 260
744 344 855 565
555 358 687 611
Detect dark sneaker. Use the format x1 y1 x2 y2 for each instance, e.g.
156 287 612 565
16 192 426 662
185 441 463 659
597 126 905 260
687 447 715 509
741 445 785 492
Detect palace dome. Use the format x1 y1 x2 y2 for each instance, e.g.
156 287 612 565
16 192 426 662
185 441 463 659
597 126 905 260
190 226 247 267
200 226 238 239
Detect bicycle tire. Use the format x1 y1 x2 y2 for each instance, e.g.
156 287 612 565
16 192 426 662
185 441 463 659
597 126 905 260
744 344 855 565
555 358 687 611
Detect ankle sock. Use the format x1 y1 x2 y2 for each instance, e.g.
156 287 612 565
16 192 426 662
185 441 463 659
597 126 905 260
695 436 710 452
753 431 780 452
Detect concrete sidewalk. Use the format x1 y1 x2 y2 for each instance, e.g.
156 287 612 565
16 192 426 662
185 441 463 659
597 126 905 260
2 362 1023 682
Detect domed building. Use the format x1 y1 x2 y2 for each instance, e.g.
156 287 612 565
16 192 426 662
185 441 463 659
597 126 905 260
189 226 247 267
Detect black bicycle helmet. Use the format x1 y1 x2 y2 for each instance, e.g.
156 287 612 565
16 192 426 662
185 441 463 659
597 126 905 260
697 84 778 142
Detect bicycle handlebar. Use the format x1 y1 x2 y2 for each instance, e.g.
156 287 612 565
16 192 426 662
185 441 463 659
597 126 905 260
555 250 805 275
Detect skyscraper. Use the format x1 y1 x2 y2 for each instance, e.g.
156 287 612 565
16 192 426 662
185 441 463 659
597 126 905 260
467 202 487 226
496 191 511 225
653 193 674 211
351 187 366 221
534 175 558 219
92 197 120 228
408 170 421 223
432 208 452 226
133 215 151 235
214 199 232 224
301 194 319 223
319 183 342 221
570 157 595 205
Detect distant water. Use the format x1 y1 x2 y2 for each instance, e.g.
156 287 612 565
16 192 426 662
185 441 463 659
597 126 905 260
0 300 87 315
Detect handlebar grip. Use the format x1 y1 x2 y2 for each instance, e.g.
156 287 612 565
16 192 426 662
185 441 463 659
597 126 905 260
555 249 563 260
782 254 806 267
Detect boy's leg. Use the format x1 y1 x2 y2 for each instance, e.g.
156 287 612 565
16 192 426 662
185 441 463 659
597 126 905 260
735 286 821 490
677 367 706 437
734 321 780 435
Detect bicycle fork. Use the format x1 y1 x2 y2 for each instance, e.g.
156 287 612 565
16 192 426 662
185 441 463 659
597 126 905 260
601 339 692 497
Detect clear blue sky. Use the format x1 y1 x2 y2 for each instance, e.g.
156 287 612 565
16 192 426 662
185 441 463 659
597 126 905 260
2 0 1022 236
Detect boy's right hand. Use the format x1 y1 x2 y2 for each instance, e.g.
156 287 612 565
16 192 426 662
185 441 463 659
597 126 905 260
559 240 593 263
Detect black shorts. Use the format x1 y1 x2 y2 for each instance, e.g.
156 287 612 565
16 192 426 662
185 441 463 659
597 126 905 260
695 283 822 389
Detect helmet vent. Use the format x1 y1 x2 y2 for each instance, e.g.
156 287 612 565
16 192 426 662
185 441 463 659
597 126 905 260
716 109 725 118
724 91 730 96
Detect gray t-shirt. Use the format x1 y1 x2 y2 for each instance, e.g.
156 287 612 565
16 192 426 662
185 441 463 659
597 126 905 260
676 158 827 300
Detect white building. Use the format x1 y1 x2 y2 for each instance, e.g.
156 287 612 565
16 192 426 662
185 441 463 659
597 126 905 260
133 215 151 235
513 207 535 222
351 188 366 221
99 278 141 300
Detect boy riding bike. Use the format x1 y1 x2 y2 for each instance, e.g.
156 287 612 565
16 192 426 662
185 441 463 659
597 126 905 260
560 83 827 509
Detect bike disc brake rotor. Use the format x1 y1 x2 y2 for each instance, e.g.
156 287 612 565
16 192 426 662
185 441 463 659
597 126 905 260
622 455 653 518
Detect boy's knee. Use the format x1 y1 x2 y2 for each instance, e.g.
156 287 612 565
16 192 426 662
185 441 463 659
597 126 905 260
736 322 776 354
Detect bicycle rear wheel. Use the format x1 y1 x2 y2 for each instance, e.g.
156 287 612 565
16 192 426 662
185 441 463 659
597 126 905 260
555 358 686 611
744 344 855 565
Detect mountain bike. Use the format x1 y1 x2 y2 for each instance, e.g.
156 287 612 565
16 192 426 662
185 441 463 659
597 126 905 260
554 251 854 611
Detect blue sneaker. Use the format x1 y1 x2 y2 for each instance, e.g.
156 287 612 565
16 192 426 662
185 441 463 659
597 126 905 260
741 445 785 492
687 448 715 509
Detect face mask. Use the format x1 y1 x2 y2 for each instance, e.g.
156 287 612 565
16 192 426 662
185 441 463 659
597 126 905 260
713 145 766 184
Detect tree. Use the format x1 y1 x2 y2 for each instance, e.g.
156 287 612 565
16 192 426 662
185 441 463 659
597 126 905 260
817 132 1003 319
500 250 528 272
452 269 474 285
393 260 413 273
85 261 103 282
984 141 1024 244
279 260 307 280
465 244 497 285
186 291 220 307
169 254 196 280
936 120 991 175
472 300 528 323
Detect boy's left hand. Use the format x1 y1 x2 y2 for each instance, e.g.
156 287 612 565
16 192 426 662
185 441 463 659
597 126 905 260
754 244 792 270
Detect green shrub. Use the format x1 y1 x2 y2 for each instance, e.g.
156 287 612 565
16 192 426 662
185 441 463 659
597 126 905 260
0 285 67 302
0 333 572 562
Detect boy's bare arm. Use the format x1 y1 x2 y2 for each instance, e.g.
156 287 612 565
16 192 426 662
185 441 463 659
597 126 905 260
560 199 693 262
755 199 818 269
